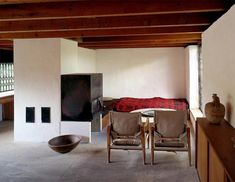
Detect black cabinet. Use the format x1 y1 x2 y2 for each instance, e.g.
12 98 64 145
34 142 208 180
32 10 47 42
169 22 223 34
61 73 103 130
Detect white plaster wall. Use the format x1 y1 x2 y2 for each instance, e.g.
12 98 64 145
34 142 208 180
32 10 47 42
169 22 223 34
61 42 96 74
14 39 61 142
61 39 79 74
60 43 96 142
77 47 96 73
96 48 186 98
202 5 235 127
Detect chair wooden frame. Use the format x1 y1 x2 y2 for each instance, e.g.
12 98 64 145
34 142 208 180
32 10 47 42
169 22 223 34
150 111 191 166
107 111 146 164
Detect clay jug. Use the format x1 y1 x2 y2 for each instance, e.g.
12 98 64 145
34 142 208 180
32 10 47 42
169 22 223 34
205 94 225 124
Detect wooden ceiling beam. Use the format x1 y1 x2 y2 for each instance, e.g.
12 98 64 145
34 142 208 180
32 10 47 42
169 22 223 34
0 13 218 32
0 40 13 50
0 26 206 39
0 46 13 50
78 39 201 48
0 40 13 46
0 0 72 5
80 44 190 49
81 33 201 43
0 0 229 20
79 41 200 49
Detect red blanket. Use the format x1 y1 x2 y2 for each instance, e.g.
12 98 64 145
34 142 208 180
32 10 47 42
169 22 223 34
114 97 188 112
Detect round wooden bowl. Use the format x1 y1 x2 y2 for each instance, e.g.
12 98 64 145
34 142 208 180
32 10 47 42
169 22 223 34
48 135 81 154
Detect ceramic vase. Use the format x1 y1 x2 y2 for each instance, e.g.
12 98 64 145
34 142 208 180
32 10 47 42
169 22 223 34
205 94 225 124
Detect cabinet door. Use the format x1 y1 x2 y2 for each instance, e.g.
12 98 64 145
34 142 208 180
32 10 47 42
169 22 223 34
209 144 225 182
197 125 208 182
3 101 14 120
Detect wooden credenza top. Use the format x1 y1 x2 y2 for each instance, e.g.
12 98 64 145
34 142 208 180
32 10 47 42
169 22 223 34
0 95 13 104
197 118 235 182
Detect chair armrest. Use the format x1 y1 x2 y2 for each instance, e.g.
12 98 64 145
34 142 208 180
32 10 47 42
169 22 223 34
185 120 190 134
140 125 145 133
178 125 190 141
150 123 155 132
186 125 190 135
150 124 155 139
107 123 111 134
140 125 145 147
184 120 191 136
107 124 112 146
185 119 191 128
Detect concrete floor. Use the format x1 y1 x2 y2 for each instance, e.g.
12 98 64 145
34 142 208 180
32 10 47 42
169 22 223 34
0 121 199 182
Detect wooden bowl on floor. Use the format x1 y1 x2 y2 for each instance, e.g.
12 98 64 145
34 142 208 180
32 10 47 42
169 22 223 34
48 135 81 154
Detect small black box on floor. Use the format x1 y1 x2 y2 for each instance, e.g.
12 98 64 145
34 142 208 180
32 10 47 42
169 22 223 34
41 107 50 123
26 107 35 123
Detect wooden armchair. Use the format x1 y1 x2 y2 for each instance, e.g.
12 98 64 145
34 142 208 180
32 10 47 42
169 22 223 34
150 110 191 165
107 111 146 164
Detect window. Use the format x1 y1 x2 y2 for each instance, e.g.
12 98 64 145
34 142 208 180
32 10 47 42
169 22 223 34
198 46 203 111
188 45 199 109
187 45 202 111
0 63 14 92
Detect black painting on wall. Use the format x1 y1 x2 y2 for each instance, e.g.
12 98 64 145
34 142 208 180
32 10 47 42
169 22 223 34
26 107 35 123
41 107 51 123
61 74 102 121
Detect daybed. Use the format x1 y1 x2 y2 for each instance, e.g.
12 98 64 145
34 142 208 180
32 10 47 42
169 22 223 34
114 97 188 112
102 97 189 129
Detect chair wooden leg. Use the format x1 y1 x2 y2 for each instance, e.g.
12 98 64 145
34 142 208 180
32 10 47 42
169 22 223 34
140 126 146 165
151 143 154 165
142 146 146 165
187 127 191 166
151 127 155 165
146 118 150 149
107 147 111 163
188 148 191 166
107 125 111 163
147 134 150 149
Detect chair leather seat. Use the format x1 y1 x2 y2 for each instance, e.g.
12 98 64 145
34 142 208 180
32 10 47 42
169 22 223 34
113 138 141 146
155 141 185 148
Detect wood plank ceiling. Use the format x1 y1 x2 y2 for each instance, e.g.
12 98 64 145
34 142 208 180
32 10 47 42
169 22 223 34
0 0 234 50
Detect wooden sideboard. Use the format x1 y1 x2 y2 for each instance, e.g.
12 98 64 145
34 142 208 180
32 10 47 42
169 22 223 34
0 95 14 120
196 118 235 182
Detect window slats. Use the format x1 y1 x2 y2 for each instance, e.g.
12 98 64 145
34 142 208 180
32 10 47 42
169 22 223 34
0 63 14 92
